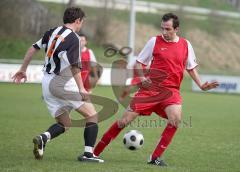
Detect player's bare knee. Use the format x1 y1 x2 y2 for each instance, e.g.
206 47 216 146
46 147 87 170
167 115 175 123
168 119 176 127
168 115 181 128
175 115 182 127
60 120 72 130
84 112 98 123
84 111 97 118
174 119 181 128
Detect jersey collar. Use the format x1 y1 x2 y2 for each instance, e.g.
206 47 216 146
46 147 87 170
161 35 179 43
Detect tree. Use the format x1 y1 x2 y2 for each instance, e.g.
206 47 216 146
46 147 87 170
94 0 110 45
68 0 77 7
0 0 57 38
227 0 240 10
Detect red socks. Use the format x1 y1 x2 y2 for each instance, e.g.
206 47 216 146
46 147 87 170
94 121 177 159
94 121 123 156
151 123 177 160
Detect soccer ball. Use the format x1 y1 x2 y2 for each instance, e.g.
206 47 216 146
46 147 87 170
123 130 144 150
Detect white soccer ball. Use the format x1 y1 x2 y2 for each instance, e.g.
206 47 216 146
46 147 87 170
123 130 144 150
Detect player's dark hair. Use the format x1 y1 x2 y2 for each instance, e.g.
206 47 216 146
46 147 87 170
63 7 85 24
79 33 87 40
162 13 179 29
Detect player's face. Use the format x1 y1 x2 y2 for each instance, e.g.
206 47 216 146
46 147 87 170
76 18 84 32
80 36 87 48
160 19 178 41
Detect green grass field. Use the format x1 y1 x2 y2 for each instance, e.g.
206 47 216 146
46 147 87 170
0 78 240 172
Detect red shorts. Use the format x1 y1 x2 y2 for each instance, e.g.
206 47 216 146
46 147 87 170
129 88 181 119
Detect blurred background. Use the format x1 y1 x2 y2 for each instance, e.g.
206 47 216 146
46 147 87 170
0 0 240 75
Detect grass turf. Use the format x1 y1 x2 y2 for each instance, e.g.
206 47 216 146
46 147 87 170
0 78 239 172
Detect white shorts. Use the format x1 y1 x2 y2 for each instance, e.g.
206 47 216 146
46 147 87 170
42 73 84 118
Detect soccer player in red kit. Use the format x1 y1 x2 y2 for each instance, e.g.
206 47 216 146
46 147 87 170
79 34 99 92
93 13 219 166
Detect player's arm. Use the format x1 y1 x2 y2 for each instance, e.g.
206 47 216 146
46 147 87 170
67 35 88 98
186 40 219 91
12 46 39 84
12 28 55 84
136 37 156 88
89 49 98 81
187 68 219 91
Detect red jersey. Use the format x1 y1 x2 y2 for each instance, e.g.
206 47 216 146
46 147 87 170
137 35 197 91
80 48 91 90
129 35 198 116
149 35 188 90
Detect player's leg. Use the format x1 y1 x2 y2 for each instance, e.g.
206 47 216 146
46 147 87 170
94 88 153 157
33 109 69 160
119 85 132 102
149 104 182 166
93 110 139 157
165 104 182 127
75 102 104 162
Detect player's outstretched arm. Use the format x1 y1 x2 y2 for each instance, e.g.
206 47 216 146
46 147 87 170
12 46 39 84
187 68 219 91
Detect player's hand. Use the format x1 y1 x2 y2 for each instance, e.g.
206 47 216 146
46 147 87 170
140 77 152 89
12 70 27 84
80 89 90 101
200 81 219 91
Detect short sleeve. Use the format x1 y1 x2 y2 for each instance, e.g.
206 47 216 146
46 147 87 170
66 34 82 69
33 38 44 49
136 37 156 65
186 40 198 70
32 27 56 50
89 49 97 67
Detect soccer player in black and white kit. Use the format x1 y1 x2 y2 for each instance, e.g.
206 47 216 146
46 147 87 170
12 7 103 162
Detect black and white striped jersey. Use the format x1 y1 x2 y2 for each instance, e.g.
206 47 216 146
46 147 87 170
33 26 81 75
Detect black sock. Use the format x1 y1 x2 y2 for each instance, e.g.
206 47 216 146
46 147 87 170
41 123 65 143
40 134 48 144
84 122 98 148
